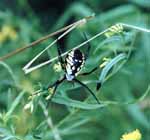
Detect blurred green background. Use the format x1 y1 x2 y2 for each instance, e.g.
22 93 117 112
0 0 150 140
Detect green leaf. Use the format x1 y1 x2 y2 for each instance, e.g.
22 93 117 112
99 53 127 84
6 90 25 117
52 94 107 110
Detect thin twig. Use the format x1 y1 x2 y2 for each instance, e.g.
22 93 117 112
120 23 150 33
23 17 90 73
23 26 109 74
0 24 74 61
23 22 150 74
0 15 94 61
23 20 80 71
39 101 62 140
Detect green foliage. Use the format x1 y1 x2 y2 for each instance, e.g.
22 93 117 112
0 0 150 140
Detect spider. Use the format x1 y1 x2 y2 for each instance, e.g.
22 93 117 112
38 33 101 105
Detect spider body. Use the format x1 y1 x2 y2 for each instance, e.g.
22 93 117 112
65 49 85 81
43 33 101 106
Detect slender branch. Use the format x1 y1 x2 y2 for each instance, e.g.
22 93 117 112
23 27 109 74
0 15 94 61
0 23 75 61
120 23 150 33
23 17 89 73
23 22 150 74
23 21 79 71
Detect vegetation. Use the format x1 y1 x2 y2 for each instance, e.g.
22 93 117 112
0 0 149 140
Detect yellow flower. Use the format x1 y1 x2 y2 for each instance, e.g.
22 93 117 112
105 23 123 38
99 57 111 68
53 62 62 72
2 25 13 34
0 25 17 43
121 129 142 140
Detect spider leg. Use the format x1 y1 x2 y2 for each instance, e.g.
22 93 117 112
82 32 91 60
81 33 102 91
80 66 99 76
80 66 102 90
80 67 102 91
57 45 65 70
96 82 102 91
46 76 66 108
73 78 100 104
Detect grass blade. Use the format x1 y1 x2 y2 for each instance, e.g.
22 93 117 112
99 53 127 84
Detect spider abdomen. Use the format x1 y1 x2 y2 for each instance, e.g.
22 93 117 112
65 49 84 81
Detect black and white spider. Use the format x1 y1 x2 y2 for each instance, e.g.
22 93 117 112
40 33 101 105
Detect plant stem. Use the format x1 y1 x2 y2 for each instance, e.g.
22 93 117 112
39 101 62 140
